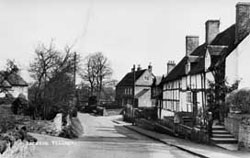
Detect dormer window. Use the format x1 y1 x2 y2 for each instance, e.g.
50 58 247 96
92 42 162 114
204 49 211 71
185 62 191 74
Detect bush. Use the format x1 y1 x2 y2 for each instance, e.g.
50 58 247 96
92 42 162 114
11 94 29 115
0 93 15 104
226 88 250 113
0 115 16 133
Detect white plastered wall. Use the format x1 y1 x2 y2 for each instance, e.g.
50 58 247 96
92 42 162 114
226 34 250 89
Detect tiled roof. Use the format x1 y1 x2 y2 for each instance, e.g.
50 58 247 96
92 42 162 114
162 57 188 83
0 71 28 87
7 73 28 86
210 24 236 53
162 24 238 83
190 24 236 74
0 80 11 88
116 69 146 87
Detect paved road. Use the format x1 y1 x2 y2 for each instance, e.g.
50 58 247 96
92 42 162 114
28 113 198 158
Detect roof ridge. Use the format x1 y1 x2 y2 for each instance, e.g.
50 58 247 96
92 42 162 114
161 24 236 84
116 69 148 87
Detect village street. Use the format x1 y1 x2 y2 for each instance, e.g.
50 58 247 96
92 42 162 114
26 113 198 158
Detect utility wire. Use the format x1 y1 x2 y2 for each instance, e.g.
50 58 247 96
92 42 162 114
69 0 94 50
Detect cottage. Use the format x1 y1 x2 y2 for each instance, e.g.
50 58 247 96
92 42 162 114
116 64 154 108
159 2 250 127
0 71 28 99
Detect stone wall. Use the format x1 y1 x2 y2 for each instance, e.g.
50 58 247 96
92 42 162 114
224 114 242 139
53 113 62 133
238 124 250 150
225 113 250 150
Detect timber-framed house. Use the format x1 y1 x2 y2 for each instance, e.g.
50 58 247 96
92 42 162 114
159 2 250 127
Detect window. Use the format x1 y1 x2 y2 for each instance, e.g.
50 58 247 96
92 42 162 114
186 91 193 112
186 75 191 89
163 101 167 109
167 101 172 110
124 88 133 95
144 76 149 81
186 91 192 103
124 88 129 95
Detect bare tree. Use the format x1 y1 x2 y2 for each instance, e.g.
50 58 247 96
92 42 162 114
80 52 112 102
80 55 97 96
5 59 19 74
29 41 81 119
28 42 59 119
95 52 112 102
29 42 59 90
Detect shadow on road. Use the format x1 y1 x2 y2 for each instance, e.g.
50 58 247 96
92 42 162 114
75 124 151 143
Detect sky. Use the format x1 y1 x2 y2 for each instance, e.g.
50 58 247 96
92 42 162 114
0 0 249 83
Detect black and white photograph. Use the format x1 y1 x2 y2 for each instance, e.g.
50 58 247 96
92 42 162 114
1 0 250 157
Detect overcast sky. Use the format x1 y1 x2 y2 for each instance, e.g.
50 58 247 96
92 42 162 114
0 0 249 82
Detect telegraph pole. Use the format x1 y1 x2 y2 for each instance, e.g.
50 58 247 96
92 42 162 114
74 52 77 89
133 64 136 108
132 64 136 125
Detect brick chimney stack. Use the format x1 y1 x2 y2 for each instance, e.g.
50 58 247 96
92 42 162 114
148 63 152 73
235 2 250 44
186 36 199 56
167 60 176 74
131 64 136 72
137 64 141 71
205 20 220 44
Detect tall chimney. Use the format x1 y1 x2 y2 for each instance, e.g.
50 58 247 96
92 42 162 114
148 63 152 73
186 36 199 56
137 64 141 71
167 60 176 74
131 64 136 72
235 2 250 44
205 20 220 44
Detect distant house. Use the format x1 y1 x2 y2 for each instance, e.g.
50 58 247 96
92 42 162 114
0 71 28 99
116 65 154 108
159 2 250 126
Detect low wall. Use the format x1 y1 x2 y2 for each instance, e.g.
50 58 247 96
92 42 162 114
224 114 242 139
190 128 209 144
238 124 250 150
225 113 250 139
0 140 35 158
157 117 209 144
225 113 250 150
53 113 62 133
